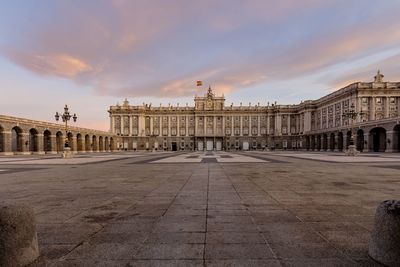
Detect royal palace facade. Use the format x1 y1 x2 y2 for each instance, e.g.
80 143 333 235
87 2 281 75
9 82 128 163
109 71 400 153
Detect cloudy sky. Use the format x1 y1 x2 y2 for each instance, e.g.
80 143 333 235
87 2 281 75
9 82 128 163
1 0 400 131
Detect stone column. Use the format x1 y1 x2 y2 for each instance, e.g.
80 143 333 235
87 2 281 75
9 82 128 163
129 116 133 136
231 116 234 135
21 133 29 155
138 116 142 136
266 115 270 134
121 116 124 135
168 116 171 137
2 131 12 155
357 97 362 123
398 97 400 117
110 115 115 133
326 135 330 151
340 102 344 126
363 132 370 152
275 114 282 136
203 116 206 135
186 116 189 137
334 134 339 152
385 97 390 118
36 134 44 155
287 115 291 135
386 130 395 153
222 116 225 136
314 136 318 151
71 137 78 153
50 134 57 154
150 116 153 136
257 116 261 136
240 116 243 136
195 116 198 135
370 97 376 121
332 106 336 127
212 116 217 136
249 115 252 136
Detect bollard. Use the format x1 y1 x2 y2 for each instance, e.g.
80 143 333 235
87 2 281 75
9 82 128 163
369 200 400 266
0 205 39 267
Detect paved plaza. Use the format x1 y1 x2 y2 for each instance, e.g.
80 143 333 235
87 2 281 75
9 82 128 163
1 151 400 266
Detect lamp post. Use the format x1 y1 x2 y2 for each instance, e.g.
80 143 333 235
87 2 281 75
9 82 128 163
55 105 77 158
342 102 364 156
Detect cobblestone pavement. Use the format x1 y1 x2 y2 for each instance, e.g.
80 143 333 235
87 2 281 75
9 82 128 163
0 151 397 266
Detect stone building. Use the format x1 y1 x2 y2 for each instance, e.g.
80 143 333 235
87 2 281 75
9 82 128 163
0 115 117 155
108 71 400 152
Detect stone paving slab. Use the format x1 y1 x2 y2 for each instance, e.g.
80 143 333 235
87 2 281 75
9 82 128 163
0 151 397 266
151 151 268 163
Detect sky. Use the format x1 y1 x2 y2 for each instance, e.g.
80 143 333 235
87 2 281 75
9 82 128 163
1 0 400 131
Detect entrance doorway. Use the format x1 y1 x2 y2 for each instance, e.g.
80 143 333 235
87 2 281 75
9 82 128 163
198 141 204 151
216 141 222 151
370 127 386 152
242 141 249 150
171 142 177 151
206 140 213 151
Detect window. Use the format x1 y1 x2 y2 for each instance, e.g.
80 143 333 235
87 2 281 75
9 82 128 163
390 97 396 104
171 128 177 136
376 98 382 104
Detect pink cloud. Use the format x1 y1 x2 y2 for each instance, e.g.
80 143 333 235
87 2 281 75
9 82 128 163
1 0 400 99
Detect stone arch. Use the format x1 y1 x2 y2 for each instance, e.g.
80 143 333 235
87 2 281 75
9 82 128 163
337 132 344 151
85 134 91 151
0 125 4 153
370 127 386 152
99 136 104 152
329 133 335 151
356 129 364 152
67 132 74 150
29 128 39 152
11 126 23 152
393 124 400 152
56 131 63 152
346 130 352 149
92 135 98 151
43 130 52 152
77 133 83 152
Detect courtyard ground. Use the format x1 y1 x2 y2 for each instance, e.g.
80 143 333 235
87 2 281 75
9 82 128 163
1 151 399 266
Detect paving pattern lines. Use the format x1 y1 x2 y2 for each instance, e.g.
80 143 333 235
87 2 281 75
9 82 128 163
150 151 267 163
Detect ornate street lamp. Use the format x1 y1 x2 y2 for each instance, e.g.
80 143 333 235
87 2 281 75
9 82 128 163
342 102 365 156
55 105 77 158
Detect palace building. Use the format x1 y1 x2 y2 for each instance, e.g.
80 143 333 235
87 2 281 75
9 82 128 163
108 71 400 152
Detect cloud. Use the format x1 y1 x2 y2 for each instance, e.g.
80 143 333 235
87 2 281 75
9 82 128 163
1 0 400 99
